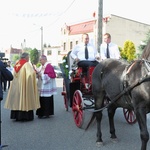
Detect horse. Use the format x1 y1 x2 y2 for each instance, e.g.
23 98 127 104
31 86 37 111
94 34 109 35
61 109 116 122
90 41 150 150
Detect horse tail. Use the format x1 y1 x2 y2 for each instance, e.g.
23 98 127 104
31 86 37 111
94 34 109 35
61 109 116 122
85 112 95 131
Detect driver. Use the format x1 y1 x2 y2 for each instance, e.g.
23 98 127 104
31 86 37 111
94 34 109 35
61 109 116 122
70 33 99 68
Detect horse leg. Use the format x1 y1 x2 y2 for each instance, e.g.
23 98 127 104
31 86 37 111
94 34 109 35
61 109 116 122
107 105 118 142
136 107 149 150
95 111 103 146
95 94 104 146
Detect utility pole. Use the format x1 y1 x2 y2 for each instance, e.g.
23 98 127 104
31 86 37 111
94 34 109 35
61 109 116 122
33 24 44 55
97 0 103 53
41 26 43 55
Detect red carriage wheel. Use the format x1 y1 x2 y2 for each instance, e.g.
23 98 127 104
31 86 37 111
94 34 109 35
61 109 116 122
123 108 136 124
72 90 84 128
62 79 69 111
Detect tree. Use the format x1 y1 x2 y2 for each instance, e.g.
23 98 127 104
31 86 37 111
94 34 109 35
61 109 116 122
120 41 128 60
121 40 136 61
126 41 136 61
12 54 20 65
30 48 39 65
23 47 32 53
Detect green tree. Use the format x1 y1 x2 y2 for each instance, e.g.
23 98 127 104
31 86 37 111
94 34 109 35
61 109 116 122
12 54 20 65
121 41 128 60
30 48 39 65
126 41 136 61
121 40 136 61
24 47 32 53
119 46 126 60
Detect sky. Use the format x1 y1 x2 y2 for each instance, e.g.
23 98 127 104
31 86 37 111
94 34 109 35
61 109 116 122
0 0 149 50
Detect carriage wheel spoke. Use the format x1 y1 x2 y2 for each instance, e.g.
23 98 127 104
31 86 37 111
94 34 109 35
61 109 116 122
72 90 84 128
123 108 136 124
74 110 83 125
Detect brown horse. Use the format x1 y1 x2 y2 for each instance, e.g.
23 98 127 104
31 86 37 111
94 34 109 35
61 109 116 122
91 41 150 150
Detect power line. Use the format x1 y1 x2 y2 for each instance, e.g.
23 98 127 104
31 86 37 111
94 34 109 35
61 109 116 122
45 0 76 28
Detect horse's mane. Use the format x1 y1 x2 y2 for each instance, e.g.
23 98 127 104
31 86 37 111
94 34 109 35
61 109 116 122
141 41 150 60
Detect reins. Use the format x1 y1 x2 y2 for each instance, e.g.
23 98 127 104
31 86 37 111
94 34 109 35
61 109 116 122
89 60 150 113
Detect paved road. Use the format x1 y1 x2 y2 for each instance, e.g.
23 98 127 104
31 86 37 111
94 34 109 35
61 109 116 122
1 78 150 150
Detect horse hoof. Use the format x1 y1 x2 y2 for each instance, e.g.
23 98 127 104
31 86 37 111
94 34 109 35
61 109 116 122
96 142 104 147
111 138 118 143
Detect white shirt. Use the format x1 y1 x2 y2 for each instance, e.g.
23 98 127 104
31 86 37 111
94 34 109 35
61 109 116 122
71 42 98 61
100 42 120 60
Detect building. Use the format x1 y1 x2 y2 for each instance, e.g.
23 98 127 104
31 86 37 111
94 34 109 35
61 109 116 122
104 14 150 50
4 47 22 62
60 20 96 56
43 46 62 66
60 14 150 57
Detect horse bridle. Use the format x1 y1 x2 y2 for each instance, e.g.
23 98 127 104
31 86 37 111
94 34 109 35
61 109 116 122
89 59 150 113
144 59 150 74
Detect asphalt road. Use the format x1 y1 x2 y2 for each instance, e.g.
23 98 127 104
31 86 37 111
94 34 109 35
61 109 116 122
1 78 150 150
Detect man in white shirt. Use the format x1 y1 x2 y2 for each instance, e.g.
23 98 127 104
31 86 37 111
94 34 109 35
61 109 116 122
100 33 121 60
70 33 99 67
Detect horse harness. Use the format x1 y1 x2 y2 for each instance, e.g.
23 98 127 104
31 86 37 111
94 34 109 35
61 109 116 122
120 61 137 106
122 59 150 105
91 59 150 113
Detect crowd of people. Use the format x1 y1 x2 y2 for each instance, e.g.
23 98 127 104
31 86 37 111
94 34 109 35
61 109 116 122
3 52 57 121
0 32 120 122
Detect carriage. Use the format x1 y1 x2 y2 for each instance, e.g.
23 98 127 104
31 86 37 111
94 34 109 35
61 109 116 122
60 51 136 128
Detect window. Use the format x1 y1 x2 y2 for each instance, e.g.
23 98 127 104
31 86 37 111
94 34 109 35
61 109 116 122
70 41 73 50
63 42 66 51
47 50 52 55
64 29 66 34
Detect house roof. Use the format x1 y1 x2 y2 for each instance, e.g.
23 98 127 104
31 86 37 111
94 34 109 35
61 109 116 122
68 20 96 35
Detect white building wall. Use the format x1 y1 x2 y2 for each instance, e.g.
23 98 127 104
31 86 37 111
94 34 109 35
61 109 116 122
61 14 150 55
105 15 150 50
44 46 62 66
51 49 58 66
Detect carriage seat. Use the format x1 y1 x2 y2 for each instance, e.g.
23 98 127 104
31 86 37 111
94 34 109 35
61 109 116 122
77 60 99 76
70 60 99 78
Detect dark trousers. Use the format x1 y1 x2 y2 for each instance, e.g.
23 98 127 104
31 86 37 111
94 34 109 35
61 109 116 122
7 81 11 89
77 60 99 73
77 60 99 68
36 96 54 117
1 80 7 91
